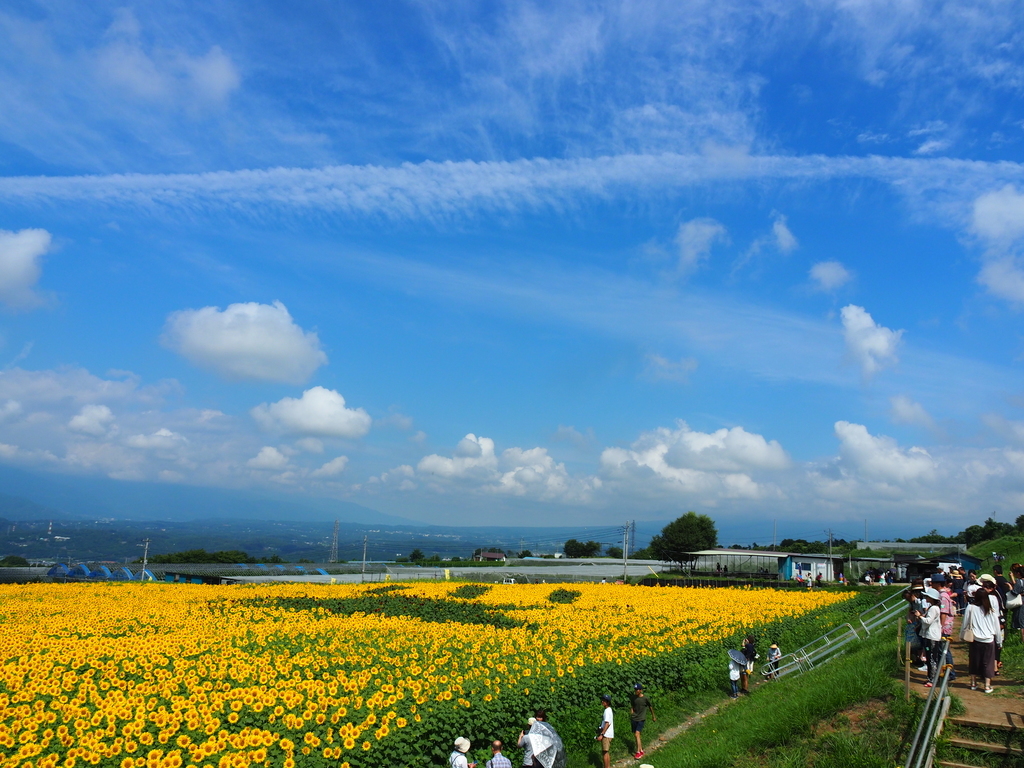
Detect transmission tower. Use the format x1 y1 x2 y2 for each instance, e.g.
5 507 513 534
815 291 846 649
329 520 339 563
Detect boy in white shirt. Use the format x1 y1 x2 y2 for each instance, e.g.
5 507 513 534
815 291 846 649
596 694 614 768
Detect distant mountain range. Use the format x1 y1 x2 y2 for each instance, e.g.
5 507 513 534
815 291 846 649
0 464 413 525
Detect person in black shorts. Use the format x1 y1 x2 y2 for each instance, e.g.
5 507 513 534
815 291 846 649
629 683 656 759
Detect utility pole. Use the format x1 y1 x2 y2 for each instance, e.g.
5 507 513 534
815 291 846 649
329 520 339 564
141 538 150 581
826 528 833 580
864 519 868 544
361 535 368 575
622 520 630 581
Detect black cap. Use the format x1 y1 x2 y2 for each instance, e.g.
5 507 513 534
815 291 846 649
601 694 612 703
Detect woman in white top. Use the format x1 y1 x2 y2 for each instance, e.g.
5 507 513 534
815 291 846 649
915 588 943 686
961 588 1001 693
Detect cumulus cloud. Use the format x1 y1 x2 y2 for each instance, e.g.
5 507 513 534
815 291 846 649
889 395 936 430
162 301 327 384
247 446 289 470
674 218 727 275
416 434 597 501
833 421 935 483
840 305 903 377
809 261 852 291
125 428 187 450
310 455 349 478
418 434 497 479
0 228 51 309
251 387 371 438
600 421 788 499
68 404 115 436
973 185 1024 246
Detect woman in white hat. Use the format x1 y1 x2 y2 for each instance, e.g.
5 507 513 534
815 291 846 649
451 737 476 768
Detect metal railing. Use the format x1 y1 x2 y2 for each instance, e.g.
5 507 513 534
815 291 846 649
760 622 861 679
858 590 910 634
904 640 953 768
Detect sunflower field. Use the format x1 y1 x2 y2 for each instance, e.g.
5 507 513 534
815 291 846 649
0 581 865 768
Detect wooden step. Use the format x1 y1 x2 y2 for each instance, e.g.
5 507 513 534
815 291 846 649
950 716 1020 732
937 762 989 768
947 737 1024 755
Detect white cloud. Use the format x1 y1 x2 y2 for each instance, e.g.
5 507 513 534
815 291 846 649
97 9 240 106
162 301 327 384
0 228 51 309
0 400 22 422
889 395 936 430
295 437 324 454
415 434 597 501
643 355 698 383
310 455 349 478
67 404 115 436
247 446 289 470
972 185 1024 246
418 434 498 479
125 428 187 450
833 421 936 484
674 218 727 275
840 305 903 377
251 386 371 438
771 214 798 253
599 421 788 500
809 260 852 291
734 212 798 273
914 139 951 156
977 258 1024 304
552 425 597 452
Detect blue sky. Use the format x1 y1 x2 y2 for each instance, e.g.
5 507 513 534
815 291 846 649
2 0 1024 539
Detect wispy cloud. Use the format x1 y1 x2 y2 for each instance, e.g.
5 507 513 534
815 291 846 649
4 152 1024 224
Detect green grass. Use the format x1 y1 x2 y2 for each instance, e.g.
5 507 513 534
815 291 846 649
969 534 1024 571
628 630 907 768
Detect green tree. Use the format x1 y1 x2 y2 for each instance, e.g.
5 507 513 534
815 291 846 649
409 548 425 561
563 539 601 558
1016 514 1024 532
605 546 623 559
0 555 30 567
517 550 533 558
649 512 718 567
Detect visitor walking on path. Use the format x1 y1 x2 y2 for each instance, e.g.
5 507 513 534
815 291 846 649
740 635 757 694
727 650 744 699
1010 563 1024 644
629 684 655 759
596 695 615 768
937 576 955 639
961 586 1000 693
915 588 943 686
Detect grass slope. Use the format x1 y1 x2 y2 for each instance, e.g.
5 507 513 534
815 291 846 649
635 630 905 768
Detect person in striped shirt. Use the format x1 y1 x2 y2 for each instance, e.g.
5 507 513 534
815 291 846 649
486 740 512 768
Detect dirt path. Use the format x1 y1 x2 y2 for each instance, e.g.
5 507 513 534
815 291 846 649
905 620 1023 729
610 686 756 767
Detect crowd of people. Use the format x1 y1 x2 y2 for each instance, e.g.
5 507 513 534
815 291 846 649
448 683 659 768
449 563 1024 767
905 562 1024 693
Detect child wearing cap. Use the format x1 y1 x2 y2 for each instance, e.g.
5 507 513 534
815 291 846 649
629 684 655 759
